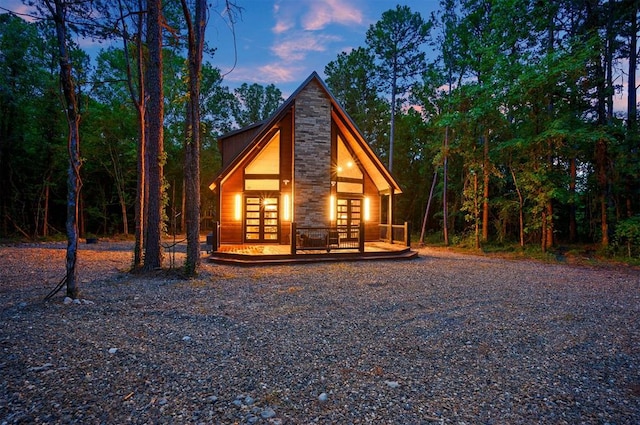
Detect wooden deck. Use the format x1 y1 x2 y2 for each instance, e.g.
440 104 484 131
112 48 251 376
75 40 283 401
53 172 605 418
208 241 418 265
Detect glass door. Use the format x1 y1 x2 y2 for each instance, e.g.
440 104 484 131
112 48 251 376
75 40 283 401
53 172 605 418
336 198 361 241
245 196 279 243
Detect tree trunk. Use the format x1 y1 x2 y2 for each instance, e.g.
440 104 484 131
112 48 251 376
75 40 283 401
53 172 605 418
596 138 609 246
118 0 147 268
389 75 396 173
510 167 524 247
49 0 81 298
545 201 554 250
626 0 638 217
180 0 206 276
474 171 480 249
482 130 490 242
629 1 638 133
43 175 50 237
144 0 164 270
443 125 449 246
569 156 577 242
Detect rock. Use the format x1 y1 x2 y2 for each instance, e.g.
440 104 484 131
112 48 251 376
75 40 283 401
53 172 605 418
318 392 328 403
72 298 81 305
28 363 53 372
206 395 218 403
158 397 168 405
244 395 255 405
81 299 95 305
182 336 192 342
385 380 400 388
260 407 276 419
108 348 118 354
63 297 73 305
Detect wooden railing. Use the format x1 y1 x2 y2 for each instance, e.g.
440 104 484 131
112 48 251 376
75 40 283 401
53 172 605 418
378 222 411 246
291 222 365 254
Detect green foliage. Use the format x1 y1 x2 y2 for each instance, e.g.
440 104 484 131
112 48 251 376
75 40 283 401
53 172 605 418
613 216 640 258
231 83 284 128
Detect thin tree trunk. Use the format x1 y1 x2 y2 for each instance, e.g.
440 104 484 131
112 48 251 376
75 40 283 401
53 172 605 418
482 130 490 242
474 172 480 249
569 156 577 242
144 0 164 270
43 175 50 237
545 201 554 250
510 167 524 247
49 0 82 298
389 72 397 172
419 170 437 245
627 0 637 217
596 138 609 246
181 0 206 276
118 0 147 268
443 125 449 246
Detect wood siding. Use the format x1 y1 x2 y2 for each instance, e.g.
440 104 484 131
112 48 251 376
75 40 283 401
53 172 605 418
219 170 243 243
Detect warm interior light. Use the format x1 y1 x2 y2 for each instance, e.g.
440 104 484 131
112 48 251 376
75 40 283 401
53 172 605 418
283 194 290 221
364 197 370 222
330 195 336 222
234 194 242 221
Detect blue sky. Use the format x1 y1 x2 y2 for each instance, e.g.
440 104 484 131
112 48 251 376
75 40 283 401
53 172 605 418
2 0 632 110
1 0 440 96
203 0 441 96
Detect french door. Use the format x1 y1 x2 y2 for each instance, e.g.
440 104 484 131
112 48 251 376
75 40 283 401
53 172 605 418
336 198 361 241
244 196 279 242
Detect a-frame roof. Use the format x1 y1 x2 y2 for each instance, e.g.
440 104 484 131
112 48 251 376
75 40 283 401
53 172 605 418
211 71 401 195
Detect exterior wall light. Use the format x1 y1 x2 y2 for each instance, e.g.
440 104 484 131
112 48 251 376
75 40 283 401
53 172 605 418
234 194 242 221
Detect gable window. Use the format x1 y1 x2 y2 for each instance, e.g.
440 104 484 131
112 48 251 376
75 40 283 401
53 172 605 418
336 135 363 194
245 130 280 190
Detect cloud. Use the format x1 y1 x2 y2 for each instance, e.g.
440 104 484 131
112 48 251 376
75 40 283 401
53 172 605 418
271 33 341 62
223 64 302 85
301 0 363 30
258 63 303 83
272 19 293 34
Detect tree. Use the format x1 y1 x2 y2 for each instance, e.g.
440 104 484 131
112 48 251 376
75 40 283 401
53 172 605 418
365 5 432 172
116 0 148 269
39 0 86 298
232 83 283 127
324 47 389 156
180 0 207 276
144 0 164 270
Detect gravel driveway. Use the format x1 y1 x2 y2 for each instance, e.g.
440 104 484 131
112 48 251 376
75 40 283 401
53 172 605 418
1 242 639 424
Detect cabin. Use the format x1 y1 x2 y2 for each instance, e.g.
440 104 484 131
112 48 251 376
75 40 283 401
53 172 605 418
209 72 413 262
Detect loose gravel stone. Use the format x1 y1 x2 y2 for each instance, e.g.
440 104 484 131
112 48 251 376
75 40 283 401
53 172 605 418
0 242 638 423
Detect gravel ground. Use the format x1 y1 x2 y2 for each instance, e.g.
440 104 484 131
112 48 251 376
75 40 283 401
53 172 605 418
0 241 639 424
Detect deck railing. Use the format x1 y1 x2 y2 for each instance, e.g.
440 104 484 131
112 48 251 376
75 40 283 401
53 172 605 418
378 222 411 246
291 222 365 254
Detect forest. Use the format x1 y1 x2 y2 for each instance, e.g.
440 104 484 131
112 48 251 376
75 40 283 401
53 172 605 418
1 0 639 268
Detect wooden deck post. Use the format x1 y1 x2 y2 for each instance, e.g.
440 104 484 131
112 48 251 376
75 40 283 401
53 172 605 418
359 221 365 253
290 222 297 255
404 221 410 247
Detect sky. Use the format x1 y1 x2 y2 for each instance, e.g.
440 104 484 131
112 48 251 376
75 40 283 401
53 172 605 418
0 0 440 97
1 0 632 109
206 0 441 96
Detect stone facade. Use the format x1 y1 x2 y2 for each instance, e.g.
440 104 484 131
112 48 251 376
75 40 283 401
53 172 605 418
293 80 332 227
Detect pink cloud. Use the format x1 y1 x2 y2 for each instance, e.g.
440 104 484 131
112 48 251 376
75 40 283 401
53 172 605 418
223 64 302 85
271 33 340 62
301 0 363 30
